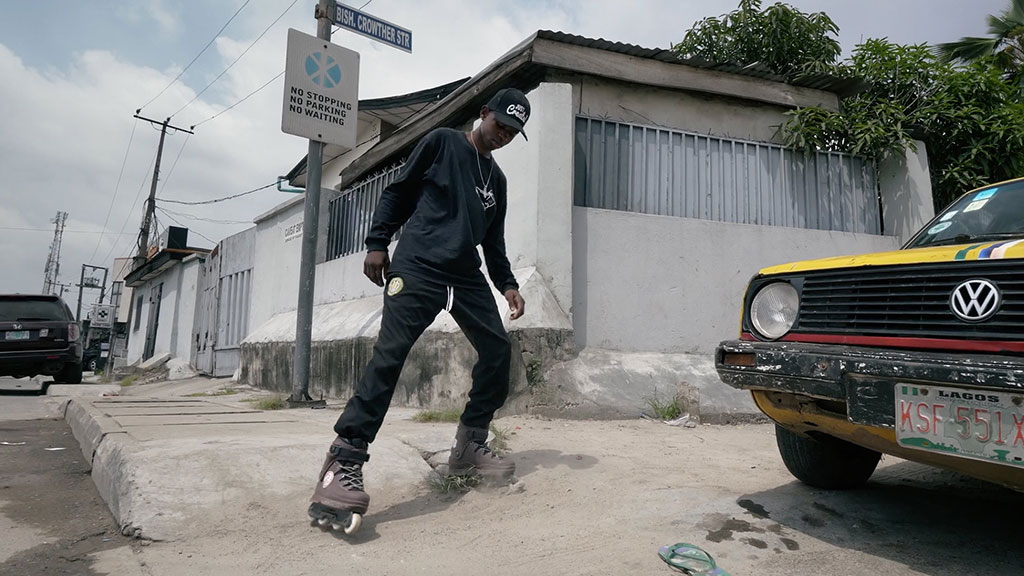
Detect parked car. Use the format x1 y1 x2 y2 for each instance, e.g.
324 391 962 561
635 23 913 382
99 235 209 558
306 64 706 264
82 341 108 373
716 178 1024 491
0 294 83 384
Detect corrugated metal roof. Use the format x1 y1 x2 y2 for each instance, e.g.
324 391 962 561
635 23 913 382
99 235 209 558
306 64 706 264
535 30 866 97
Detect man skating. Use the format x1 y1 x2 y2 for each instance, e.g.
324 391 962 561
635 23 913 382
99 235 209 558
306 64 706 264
309 88 531 533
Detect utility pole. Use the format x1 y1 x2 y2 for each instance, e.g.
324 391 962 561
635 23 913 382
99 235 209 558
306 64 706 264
289 0 333 408
75 264 108 322
42 211 68 294
132 113 193 269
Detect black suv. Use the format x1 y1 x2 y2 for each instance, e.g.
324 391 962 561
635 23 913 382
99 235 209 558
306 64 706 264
0 294 83 384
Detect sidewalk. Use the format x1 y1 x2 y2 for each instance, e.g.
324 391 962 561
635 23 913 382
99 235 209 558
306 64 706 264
63 378 452 541
55 376 1024 576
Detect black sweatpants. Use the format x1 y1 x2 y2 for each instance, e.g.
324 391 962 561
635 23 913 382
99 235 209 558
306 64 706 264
333 273 512 443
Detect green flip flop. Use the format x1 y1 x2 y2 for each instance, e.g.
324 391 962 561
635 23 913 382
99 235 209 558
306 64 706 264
658 543 731 575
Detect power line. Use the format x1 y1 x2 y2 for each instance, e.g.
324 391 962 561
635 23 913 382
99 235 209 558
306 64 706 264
185 0 378 131
156 207 217 245
191 70 284 129
172 0 301 119
2 226 136 235
156 206 253 225
157 181 277 205
100 145 159 266
157 133 192 195
89 118 140 263
138 0 254 113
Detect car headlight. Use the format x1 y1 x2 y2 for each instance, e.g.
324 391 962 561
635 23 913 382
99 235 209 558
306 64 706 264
749 282 799 340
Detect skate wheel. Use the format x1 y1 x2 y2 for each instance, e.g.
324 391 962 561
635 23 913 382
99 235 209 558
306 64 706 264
345 513 362 535
318 517 330 526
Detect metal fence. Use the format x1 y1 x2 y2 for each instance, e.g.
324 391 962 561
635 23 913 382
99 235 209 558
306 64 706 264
574 117 880 234
327 163 405 261
218 268 251 348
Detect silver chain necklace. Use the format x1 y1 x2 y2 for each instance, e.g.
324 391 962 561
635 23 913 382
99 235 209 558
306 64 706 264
471 130 494 193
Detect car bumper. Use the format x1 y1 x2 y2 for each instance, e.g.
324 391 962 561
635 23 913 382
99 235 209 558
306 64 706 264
717 339 1024 490
0 345 83 375
715 339 1024 429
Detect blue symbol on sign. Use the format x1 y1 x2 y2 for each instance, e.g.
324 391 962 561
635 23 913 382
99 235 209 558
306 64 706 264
305 52 341 88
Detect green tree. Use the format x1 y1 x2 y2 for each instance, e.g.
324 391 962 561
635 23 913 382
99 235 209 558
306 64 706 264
784 39 1024 208
935 0 1024 90
671 0 841 79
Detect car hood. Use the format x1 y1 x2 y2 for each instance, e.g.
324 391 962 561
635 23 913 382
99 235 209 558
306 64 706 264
759 238 1024 276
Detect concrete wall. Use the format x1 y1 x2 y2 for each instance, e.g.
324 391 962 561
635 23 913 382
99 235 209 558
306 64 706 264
500 82 575 318
220 227 256 276
556 72 793 144
126 287 146 365
250 202 305 333
125 265 181 366
572 207 902 354
879 140 935 245
172 257 200 360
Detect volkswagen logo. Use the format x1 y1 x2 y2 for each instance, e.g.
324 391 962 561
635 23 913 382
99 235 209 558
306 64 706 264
949 279 1001 322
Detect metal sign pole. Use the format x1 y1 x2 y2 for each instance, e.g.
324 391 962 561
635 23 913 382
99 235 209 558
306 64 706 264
289 0 333 407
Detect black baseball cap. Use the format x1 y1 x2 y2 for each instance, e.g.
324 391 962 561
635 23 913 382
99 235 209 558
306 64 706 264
486 88 530 140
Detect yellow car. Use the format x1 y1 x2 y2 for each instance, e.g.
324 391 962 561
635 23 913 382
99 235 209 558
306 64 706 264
716 178 1024 491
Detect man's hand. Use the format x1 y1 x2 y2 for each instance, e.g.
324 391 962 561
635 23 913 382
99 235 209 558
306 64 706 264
364 251 390 287
504 289 525 320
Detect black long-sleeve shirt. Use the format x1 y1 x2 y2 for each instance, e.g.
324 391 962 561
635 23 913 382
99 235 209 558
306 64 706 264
364 128 519 293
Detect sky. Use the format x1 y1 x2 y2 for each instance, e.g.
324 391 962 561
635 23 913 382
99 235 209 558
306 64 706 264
0 0 1009 307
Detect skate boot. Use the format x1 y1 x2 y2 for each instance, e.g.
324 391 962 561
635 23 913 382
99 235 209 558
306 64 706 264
447 423 515 482
309 437 370 534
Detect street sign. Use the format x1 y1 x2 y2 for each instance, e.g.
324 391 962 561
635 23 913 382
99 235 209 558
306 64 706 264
330 2 412 53
282 28 360 149
91 304 114 328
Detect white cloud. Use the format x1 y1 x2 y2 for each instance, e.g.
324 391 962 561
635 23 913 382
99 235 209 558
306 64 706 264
145 0 181 36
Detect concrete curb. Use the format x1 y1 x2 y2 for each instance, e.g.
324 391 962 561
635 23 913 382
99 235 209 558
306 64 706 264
63 398 145 538
64 398 126 465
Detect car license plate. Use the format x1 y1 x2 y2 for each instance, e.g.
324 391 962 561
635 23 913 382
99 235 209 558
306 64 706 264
896 383 1024 469
4 330 29 341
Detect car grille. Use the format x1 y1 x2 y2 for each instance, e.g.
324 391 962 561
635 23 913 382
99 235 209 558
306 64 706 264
795 260 1024 340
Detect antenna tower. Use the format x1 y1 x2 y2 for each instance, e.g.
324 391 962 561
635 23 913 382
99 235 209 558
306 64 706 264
42 211 68 294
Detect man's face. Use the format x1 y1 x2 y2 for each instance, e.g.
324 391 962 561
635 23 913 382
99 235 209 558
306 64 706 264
478 108 519 151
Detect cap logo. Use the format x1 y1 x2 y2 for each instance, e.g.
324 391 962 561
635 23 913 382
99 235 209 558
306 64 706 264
506 103 528 123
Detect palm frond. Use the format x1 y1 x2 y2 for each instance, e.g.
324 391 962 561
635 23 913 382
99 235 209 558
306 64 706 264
987 15 1024 37
1004 0 1024 26
935 36 1001 63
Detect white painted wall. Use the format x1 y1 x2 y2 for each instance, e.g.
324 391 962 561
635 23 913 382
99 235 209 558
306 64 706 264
171 258 200 360
500 82 574 317
879 140 935 245
258 83 576 321
126 264 182 366
572 207 903 354
250 202 305 332
126 285 147 365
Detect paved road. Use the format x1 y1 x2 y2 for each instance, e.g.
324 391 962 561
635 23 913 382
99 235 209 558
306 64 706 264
0 377 132 575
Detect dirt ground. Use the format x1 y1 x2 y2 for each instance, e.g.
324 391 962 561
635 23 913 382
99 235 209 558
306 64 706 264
82 414 1024 576
0 417 131 575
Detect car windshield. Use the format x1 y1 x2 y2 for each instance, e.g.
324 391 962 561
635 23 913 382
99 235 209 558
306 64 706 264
907 180 1024 249
0 298 70 322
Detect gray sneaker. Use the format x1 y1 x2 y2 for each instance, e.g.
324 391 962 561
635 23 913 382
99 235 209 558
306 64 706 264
447 423 515 480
